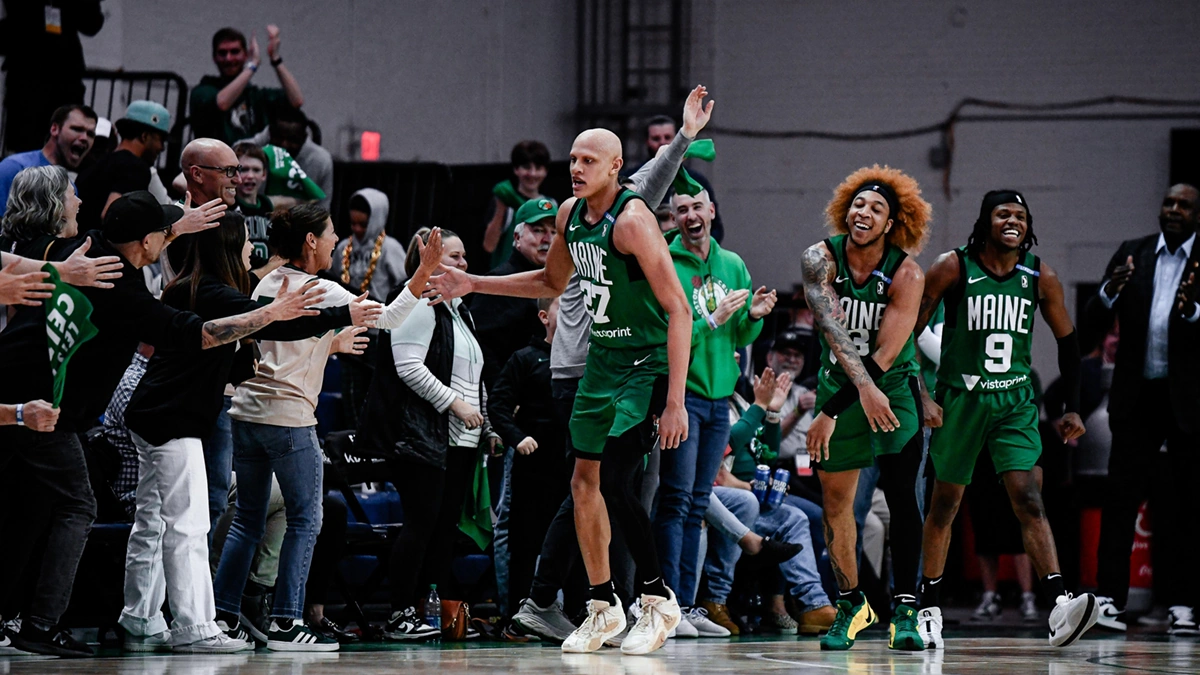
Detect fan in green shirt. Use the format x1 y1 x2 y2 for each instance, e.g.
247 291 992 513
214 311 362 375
483 141 550 271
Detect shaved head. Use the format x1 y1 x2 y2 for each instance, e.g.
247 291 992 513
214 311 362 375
182 138 240 205
573 128 623 163
181 138 236 169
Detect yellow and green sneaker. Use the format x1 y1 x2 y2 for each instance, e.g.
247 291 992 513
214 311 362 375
888 604 925 651
819 597 877 651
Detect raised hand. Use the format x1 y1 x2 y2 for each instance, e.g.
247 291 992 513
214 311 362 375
1104 255 1135 299
333 326 369 355
0 260 53 306
709 288 750 328
266 24 282 61
56 237 123 288
1175 261 1198 318
350 292 383 328
752 367 778 408
174 192 226 236
416 228 444 276
769 371 793 412
423 264 474 306
267 276 325 321
681 84 715 138
247 31 261 68
749 286 777 319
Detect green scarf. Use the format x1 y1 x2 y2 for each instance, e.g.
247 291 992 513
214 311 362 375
43 264 99 407
458 446 493 550
671 139 716 197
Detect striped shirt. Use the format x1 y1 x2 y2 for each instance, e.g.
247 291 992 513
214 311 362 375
390 296 486 448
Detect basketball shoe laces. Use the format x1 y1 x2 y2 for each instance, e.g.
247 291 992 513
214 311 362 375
632 596 663 634
829 602 854 636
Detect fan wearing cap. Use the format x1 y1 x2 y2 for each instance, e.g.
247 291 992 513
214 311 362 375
913 190 1094 649
799 165 932 652
75 101 173 230
0 191 327 657
471 196 559 389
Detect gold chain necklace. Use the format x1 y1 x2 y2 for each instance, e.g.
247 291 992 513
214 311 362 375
341 231 386 293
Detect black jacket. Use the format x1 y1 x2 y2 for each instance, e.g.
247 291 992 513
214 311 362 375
469 250 543 389
487 338 559 450
124 274 351 446
356 292 482 469
1085 233 1200 431
0 231 206 437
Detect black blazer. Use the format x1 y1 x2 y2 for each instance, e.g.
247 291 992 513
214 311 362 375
1085 233 1200 432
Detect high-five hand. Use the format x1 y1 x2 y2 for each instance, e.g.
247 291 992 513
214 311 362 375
681 85 715 138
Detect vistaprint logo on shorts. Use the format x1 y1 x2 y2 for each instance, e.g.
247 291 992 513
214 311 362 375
962 373 1029 391
592 326 633 339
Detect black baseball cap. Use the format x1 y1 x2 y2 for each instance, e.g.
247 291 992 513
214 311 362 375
103 191 185 244
770 328 812 353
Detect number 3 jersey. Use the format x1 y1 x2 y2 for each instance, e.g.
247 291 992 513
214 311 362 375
937 247 1039 393
817 234 917 389
565 188 669 351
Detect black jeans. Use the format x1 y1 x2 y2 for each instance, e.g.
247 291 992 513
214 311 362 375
388 446 475 610
339 332 377 432
506 431 569 613
305 495 348 607
1097 380 1199 610
0 431 96 627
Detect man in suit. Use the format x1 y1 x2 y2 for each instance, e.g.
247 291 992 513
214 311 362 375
1088 183 1200 635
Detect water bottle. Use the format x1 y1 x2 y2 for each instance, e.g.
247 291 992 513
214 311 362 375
424 584 442 632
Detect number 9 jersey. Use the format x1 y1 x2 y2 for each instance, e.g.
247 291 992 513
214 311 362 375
937 248 1039 393
816 234 918 390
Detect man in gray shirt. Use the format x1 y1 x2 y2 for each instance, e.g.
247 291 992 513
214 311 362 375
512 85 714 640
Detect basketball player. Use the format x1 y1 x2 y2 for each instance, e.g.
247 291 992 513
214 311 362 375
801 166 932 651
914 190 1097 648
425 127 694 655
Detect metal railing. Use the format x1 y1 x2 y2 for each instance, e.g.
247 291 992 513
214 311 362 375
82 69 189 176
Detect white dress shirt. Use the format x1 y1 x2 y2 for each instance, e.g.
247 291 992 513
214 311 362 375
1099 233 1198 379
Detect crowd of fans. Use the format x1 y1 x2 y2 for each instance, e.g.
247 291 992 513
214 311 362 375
0 20 1195 660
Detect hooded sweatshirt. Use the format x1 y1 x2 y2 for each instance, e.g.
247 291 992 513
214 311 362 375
669 230 762 400
331 188 408 302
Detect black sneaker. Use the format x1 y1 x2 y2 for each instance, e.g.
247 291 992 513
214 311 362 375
383 607 440 641
217 618 256 647
311 617 360 644
758 536 804 564
10 624 93 658
266 620 339 652
240 591 271 643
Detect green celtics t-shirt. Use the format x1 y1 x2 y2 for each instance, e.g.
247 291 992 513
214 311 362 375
938 248 1039 393
262 145 326 201
816 234 917 387
565 188 668 351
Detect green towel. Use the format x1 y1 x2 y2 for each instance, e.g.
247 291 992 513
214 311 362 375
262 144 327 201
458 446 493 550
43 264 98 407
671 139 716 197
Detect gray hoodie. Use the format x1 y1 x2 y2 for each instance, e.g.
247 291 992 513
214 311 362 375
331 187 408 301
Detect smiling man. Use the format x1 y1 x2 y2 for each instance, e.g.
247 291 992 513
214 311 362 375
800 165 931 652
914 190 1096 649
0 104 98 209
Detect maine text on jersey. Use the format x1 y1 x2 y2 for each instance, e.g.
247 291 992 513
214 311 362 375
966 295 1034 334
841 296 886 332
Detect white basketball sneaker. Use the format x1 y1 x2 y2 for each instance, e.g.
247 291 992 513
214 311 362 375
1094 596 1126 632
917 607 943 649
562 597 626 654
1048 593 1098 647
620 588 682 655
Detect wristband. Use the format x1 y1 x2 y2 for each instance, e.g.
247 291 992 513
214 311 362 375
15 403 24 426
818 383 859 419
863 355 885 381
706 314 718 330
270 57 283 67
246 62 258 73
1056 331 1082 415
764 411 782 424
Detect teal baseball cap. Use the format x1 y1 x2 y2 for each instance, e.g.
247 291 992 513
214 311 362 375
121 100 171 134
514 197 558 228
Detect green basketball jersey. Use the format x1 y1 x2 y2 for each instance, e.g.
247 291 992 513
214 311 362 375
937 248 1039 392
817 234 918 384
565 188 669 351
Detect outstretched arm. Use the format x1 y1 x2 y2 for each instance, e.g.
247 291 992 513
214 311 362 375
615 200 691 449
426 200 577 302
1039 261 1086 443
630 84 714 206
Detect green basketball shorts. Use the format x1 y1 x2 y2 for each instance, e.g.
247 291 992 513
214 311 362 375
929 385 1041 485
813 369 921 473
569 343 668 458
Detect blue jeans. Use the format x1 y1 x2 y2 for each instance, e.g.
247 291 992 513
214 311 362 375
703 487 830 611
653 393 731 606
493 447 514 616
213 421 324 620
203 396 234 542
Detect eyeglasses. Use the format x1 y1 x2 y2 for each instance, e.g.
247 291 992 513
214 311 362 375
191 164 242 178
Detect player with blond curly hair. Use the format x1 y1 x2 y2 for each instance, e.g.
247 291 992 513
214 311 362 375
799 165 932 652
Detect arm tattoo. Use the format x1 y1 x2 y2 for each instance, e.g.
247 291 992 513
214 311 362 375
201 308 273 349
801 245 870 387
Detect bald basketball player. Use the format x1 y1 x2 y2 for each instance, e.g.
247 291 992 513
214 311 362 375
427 127 692 654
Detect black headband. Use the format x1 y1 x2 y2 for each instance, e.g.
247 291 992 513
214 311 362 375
853 182 900 221
978 190 1029 223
